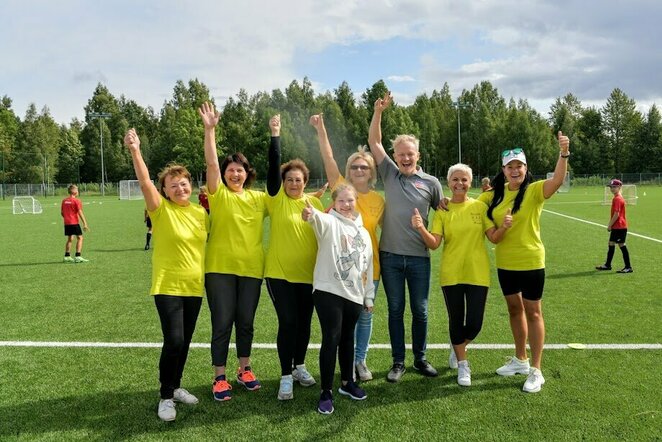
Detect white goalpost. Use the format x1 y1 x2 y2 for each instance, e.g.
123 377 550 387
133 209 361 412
603 184 637 206
12 196 43 215
119 180 142 200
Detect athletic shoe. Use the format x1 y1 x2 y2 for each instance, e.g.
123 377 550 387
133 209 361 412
457 360 471 387
212 376 232 401
278 375 294 400
522 367 545 393
355 361 373 381
237 367 261 391
496 356 530 376
63 256 74 263
145 244 150 250
173 388 199 404
74 256 89 263
317 390 334 415
595 264 611 271
338 381 367 400
449 346 458 369
413 359 439 377
292 365 316 386
386 362 406 383
617 267 633 274
157 399 176 421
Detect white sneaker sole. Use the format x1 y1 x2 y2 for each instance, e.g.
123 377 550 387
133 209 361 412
496 368 530 376
278 392 293 400
338 388 367 401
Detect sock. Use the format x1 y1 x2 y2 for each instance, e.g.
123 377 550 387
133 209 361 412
605 245 615 266
64 253 71 257
146 232 152 246
620 246 631 268
75 252 81 257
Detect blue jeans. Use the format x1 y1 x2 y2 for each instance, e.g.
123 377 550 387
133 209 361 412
379 252 431 363
354 280 380 363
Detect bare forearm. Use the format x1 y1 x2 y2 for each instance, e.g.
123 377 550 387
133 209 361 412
417 227 441 250
368 111 386 164
131 150 160 210
204 127 221 193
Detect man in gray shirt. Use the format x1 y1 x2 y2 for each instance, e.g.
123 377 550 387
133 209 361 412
368 92 443 382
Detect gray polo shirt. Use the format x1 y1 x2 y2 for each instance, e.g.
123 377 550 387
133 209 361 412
378 157 443 257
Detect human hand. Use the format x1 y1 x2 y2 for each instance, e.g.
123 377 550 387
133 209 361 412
124 129 141 152
374 91 392 113
310 182 328 199
558 130 570 155
437 197 450 211
411 208 423 229
302 199 313 221
270 114 281 137
198 101 221 129
83 225 90 232
309 113 324 130
364 305 374 313
502 208 513 229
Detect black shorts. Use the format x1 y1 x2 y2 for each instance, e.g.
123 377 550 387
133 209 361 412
145 217 152 229
609 229 627 244
497 268 545 301
64 224 83 236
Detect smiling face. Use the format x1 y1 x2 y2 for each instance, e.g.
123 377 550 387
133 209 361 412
163 174 192 206
333 188 357 219
393 140 420 176
348 158 372 188
448 170 472 200
223 161 247 193
284 169 306 199
503 160 528 190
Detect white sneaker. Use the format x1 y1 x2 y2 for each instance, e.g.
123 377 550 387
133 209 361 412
355 361 373 381
523 367 545 393
457 360 471 387
158 399 176 421
449 346 458 369
173 388 199 404
278 375 294 400
496 356 530 376
292 365 316 386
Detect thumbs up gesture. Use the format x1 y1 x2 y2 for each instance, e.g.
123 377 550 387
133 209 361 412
302 199 314 221
411 207 423 229
502 208 513 229
558 130 570 155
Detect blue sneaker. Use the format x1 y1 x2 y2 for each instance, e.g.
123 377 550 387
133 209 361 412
212 375 232 401
338 381 367 400
317 390 334 414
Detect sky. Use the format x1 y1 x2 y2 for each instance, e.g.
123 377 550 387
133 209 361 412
1 0 661 125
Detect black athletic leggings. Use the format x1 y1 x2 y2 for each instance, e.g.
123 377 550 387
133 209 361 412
313 290 362 391
154 295 202 399
266 278 315 376
441 285 488 346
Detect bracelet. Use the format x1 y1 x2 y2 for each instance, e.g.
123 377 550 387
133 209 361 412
560 152 570 158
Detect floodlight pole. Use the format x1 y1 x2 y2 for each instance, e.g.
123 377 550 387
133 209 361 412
453 101 467 164
89 112 112 196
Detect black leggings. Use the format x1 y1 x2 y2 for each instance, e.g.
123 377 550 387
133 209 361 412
441 285 488 346
266 278 315 376
206 273 262 367
154 295 202 399
313 290 362 391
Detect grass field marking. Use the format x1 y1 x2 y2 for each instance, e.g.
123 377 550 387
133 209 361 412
2 341 660 350
543 208 662 244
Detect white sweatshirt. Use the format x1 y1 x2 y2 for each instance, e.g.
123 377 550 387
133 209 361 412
307 208 375 307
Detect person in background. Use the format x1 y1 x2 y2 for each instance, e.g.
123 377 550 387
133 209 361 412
481 177 492 192
302 183 374 414
198 185 210 213
61 184 90 263
310 113 384 382
124 128 208 421
596 179 633 273
144 208 152 250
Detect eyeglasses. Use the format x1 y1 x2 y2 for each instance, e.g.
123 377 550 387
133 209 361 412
350 165 370 171
501 147 523 157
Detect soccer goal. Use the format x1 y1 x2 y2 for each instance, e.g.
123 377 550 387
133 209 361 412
12 196 43 214
546 171 571 193
603 184 637 206
119 180 142 200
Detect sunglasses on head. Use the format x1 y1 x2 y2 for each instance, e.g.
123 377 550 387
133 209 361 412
501 147 523 157
350 165 370 171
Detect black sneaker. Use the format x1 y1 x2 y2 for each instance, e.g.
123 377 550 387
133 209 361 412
414 359 439 377
317 390 334 415
338 381 367 400
595 264 611 271
617 267 633 273
386 362 406 383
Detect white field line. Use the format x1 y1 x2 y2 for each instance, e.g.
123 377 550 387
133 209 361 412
0 341 660 350
543 209 662 244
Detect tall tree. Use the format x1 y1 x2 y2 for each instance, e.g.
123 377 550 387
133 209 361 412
56 120 85 184
0 96 20 184
631 104 662 173
601 88 641 173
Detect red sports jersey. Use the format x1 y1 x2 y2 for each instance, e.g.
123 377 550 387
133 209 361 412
61 196 82 225
198 193 209 210
611 194 627 229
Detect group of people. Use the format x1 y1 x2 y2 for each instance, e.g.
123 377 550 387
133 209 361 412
123 91 575 421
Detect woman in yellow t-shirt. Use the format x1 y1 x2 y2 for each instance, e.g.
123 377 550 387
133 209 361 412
309 114 384 382
198 102 268 401
480 133 570 394
414 164 507 388
124 129 208 422
264 114 324 401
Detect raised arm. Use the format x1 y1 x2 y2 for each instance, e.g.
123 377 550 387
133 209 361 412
310 113 341 187
124 128 161 211
412 208 442 250
368 91 392 165
543 131 570 198
267 114 282 196
198 101 221 194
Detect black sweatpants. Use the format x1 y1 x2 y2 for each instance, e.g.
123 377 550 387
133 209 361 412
441 284 488 346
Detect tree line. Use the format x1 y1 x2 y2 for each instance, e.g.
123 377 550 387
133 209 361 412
1 78 660 187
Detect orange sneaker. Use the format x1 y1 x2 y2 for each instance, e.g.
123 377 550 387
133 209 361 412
237 366 261 391
212 376 232 401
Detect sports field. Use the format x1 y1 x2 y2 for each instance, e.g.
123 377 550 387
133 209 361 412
0 185 660 441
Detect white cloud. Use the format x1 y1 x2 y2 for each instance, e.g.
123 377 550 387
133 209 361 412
387 75 416 82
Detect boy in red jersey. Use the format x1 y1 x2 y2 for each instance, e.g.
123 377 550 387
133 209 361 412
596 179 632 273
61 184 90 263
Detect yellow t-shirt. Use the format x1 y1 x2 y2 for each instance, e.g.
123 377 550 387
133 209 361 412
264 187 324 283
206 182 267 278
148 197 209 297
334 177 384 280
479 180 546 270
430 199 494 287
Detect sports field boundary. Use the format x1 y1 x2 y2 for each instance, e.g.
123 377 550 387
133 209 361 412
1 341 660 350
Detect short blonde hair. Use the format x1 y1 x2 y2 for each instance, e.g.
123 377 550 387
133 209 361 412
446 163 473 184
345 146 377 188
331 182 358 201
391 134 420 151
157 163 192 198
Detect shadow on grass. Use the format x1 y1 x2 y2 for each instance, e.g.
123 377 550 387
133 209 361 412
91 248 147 253
0 261 66 267
546 270 604 279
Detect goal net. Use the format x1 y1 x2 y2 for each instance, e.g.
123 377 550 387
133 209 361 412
603 184 637 206
119 180 142 200
12 196 43 214
546 171 571 193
